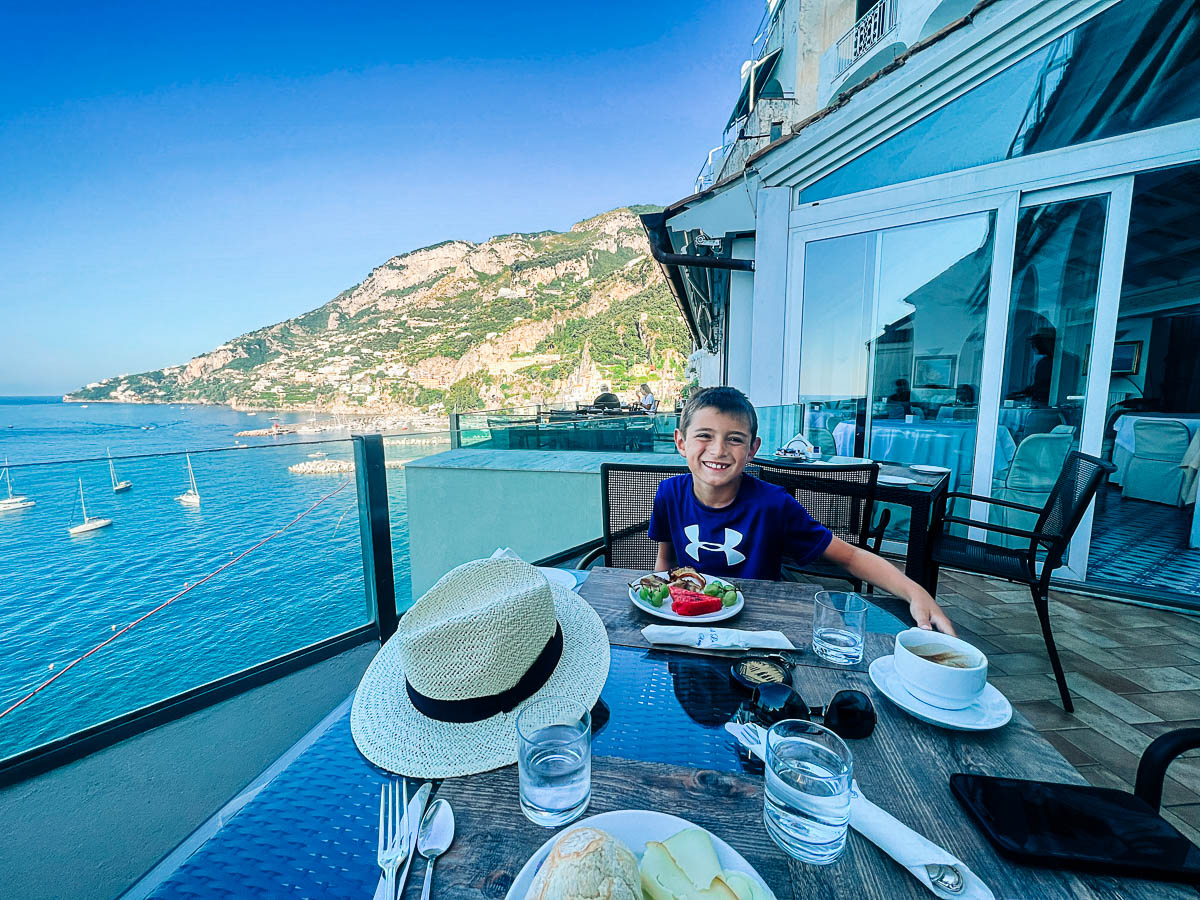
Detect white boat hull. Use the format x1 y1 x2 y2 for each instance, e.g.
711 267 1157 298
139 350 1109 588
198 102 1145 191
177 491 201 507
0 498 35 512
113 481 132 492
69 517 112 535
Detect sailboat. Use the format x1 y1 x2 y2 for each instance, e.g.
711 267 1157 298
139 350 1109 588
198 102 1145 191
177 454 201 507
68 479 112 535
0 461 35 512
108 449 132 493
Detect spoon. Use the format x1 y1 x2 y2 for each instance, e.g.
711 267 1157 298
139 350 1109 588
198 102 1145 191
416 799 455 900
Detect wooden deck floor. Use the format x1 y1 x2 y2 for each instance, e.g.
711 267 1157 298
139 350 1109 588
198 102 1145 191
932 569 1200 845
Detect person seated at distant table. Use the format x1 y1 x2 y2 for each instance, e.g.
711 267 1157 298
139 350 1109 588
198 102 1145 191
593 385 621 409
636 383 656 413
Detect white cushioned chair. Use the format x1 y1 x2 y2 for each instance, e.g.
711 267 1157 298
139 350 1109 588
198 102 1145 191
989 431 1074 548
1122 420 1191 506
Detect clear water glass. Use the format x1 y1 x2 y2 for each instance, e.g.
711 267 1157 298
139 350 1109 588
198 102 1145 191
812 591 867 665
763 720 853 865
517 696 591 826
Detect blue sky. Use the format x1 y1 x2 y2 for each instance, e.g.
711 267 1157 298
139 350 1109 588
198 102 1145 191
0 1 763 395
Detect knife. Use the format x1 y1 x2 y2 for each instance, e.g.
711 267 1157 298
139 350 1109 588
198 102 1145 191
395 782 431 898
373 782 431 900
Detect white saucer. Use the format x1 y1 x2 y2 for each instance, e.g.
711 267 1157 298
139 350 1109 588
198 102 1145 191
878 475 916 485
537 567 578 590
909 464 951 475
868 655 1012 731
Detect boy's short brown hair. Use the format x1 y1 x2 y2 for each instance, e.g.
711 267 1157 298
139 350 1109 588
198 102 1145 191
679 386 758 439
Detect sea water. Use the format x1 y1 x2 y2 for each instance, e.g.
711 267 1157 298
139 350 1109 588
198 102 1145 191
812 625 865 665
518 723 591 826
764 740 851 864
0 398 444 758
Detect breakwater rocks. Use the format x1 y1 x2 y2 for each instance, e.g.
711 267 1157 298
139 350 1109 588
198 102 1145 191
287 458 412 474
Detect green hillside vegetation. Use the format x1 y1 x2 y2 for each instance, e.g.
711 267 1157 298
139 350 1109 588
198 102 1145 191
69 207 691 412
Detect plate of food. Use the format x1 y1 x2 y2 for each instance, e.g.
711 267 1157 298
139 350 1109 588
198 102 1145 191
506 811 776 899
909 464 951 475
628 567 744 623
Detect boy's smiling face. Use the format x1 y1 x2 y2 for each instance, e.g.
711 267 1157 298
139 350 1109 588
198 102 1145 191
675 407 761 496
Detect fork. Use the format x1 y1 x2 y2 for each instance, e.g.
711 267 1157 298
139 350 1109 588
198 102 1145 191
377 779 409 898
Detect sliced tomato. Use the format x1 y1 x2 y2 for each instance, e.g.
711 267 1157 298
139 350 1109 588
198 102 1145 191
669 585 723 616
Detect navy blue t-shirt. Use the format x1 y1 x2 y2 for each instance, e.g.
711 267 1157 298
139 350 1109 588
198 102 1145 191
647 473 833 581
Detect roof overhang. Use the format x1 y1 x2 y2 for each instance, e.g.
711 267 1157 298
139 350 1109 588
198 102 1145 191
726 48 784 130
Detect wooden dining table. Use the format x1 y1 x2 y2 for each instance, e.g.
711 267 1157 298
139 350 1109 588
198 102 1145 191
132 569 1196 899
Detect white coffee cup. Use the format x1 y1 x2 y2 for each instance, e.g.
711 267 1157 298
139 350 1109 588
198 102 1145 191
893 628 988 710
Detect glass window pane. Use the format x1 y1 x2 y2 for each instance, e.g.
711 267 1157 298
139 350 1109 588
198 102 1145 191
1090 162 1200 598
797 211 996 539
802 0 1200 203
988 196 1108 546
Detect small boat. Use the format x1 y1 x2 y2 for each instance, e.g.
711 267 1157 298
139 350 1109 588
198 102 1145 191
0 460 34 512
307 450 328 459
108 449 132 492
68 479 112 535
177 454 201 507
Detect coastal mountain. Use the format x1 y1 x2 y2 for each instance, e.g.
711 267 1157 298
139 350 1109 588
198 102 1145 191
68 207 692 414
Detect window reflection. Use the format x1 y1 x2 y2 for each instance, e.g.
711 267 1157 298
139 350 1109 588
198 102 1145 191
797 212 996 537
989 196 1107 547
802 0 1200 203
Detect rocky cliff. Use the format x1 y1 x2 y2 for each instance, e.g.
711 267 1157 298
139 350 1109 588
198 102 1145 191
68 207 692 414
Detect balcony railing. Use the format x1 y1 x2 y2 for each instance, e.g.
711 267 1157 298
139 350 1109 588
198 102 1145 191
836 0 900 76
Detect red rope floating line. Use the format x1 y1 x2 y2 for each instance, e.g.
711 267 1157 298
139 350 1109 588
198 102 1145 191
0 478 354 722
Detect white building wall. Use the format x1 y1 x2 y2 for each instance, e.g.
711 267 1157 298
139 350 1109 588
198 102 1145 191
726 236 757 394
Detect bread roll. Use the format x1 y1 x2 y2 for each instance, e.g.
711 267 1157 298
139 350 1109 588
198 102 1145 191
525 827 642 900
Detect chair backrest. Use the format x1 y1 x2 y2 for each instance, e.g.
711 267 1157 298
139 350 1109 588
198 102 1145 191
1133 419 1192 460
1023 408 1065 437
1005 432 1073 493
754 461 880 549
1035 451 1117 569
599 463 689 569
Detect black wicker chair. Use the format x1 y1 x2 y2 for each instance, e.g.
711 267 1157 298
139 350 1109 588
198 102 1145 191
754 461 890 595
579 463 688 569
928 451 1116 712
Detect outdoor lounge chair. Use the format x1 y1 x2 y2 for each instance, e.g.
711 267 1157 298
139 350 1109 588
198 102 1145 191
928 451 1116 712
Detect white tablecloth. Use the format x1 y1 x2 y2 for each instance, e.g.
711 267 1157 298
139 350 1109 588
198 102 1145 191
832 420 1016 486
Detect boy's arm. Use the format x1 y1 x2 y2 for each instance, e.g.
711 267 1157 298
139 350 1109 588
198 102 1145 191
654 542 676 573
820 537 956 635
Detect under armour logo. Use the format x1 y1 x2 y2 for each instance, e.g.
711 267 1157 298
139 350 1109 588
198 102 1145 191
684 524 745 565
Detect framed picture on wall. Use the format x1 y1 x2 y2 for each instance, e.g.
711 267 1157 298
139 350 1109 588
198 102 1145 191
913 354 957 389
1111 341 1142 375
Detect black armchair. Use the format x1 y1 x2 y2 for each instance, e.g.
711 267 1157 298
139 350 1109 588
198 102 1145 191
929 451 1116 712
579 463 688 569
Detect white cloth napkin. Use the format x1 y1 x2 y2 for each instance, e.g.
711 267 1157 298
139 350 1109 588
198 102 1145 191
726 724 993 900
642 625 795 651
490 546 523 560
849 780 995 900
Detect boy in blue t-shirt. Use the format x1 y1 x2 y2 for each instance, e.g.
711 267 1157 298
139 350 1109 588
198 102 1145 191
649 386 955 634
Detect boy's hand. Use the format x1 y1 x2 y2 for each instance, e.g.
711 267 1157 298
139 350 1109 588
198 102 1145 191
908 588 956 635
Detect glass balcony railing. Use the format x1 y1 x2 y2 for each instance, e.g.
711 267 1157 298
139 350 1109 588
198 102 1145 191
0 438 376 762
450 406 680 454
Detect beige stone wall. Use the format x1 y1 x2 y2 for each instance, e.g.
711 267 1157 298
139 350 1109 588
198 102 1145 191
793 0 858 118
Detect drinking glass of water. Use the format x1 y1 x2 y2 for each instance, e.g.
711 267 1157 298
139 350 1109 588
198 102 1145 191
516 696 591 827
812 591 867 665
763 720 853 865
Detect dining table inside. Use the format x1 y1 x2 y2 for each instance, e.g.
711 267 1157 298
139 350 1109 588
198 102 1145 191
129 568 1196 900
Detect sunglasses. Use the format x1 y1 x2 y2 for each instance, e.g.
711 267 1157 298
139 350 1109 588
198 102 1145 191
742 681 876 740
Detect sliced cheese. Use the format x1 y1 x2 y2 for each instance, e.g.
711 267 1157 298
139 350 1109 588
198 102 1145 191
721 870 767 900
697 877 740 899
662 828 723 890
641 841 700 899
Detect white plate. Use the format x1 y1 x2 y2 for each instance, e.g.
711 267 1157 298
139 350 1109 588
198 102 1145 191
868 655 1012 731
878 475 916 485
537 567 578 590
505 809 776 899
909 464 951 475
629 572 744 623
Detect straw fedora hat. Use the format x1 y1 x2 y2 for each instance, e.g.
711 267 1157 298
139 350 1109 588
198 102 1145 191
351 557 610 778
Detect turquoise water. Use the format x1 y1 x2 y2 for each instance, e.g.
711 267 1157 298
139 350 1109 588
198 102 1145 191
0 398 437 758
